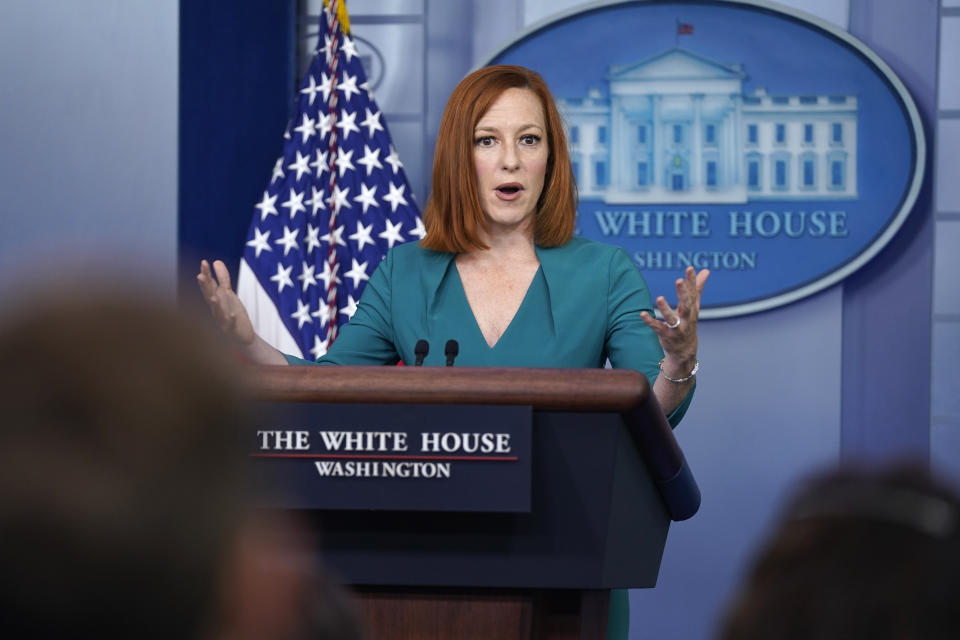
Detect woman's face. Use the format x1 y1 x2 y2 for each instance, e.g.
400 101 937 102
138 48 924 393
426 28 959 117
472 88 549 238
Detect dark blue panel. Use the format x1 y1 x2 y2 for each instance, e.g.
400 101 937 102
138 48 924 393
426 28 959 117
178 0 297 301
302 411 671 589
249 403 533 512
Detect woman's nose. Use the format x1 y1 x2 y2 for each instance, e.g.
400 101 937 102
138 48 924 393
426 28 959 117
501 144 520 170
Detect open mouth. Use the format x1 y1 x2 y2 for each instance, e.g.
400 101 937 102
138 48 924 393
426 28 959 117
495 183 523 195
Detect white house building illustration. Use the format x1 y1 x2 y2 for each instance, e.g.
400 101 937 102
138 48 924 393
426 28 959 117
559 48 858 204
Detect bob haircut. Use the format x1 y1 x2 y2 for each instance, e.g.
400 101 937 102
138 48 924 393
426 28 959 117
420 65 577 253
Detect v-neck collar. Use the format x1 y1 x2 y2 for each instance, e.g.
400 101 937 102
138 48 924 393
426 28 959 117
421 244 565 342
451 261 543 350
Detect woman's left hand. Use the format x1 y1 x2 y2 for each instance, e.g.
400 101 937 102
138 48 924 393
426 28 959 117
641 266 710 371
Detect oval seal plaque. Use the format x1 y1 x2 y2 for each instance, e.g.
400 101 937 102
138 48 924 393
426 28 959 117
485 0 925 317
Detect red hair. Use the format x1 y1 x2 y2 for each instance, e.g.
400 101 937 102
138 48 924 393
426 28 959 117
420 65 577 253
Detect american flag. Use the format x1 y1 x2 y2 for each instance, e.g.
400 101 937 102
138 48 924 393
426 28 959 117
237 0 423 360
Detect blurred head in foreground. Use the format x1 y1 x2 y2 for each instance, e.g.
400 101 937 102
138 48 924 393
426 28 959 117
719 464 960 640
0 289 361 639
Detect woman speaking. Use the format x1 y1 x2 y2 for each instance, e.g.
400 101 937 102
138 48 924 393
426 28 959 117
199 64 707 423
199 63 708 640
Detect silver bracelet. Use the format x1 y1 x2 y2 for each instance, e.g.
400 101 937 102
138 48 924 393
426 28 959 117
658 358 699 383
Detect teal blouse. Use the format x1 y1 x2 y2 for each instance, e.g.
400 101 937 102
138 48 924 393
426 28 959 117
287 237 693 426
285 237 694 640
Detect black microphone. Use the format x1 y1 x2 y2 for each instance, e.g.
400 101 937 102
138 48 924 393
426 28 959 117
444 340 459 367
414 339 429 366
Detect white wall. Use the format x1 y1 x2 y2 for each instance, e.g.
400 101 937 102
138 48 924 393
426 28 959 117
0 0 179 298
932 7 960 483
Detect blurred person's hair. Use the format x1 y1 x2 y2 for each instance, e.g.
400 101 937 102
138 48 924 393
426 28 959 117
0 288 364 639
718 463 960 640
0 290 248 636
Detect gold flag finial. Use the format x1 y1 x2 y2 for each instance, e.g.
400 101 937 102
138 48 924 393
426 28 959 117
323 0 351 34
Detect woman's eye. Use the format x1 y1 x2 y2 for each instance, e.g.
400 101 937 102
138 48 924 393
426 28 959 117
475 136 495 147
520 134 540 146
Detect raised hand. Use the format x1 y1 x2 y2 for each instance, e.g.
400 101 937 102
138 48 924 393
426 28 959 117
196 260 256 346
641 266 709 383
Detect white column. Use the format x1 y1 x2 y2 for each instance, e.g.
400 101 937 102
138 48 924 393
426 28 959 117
692 94 703 189
652 95 663 189
731 93 742 183
610 94 622 190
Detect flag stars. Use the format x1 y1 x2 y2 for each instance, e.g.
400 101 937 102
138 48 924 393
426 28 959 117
349 221 375 251
275 225 300 256
318 259 341 289
290 299 313 329
337 72 361 102
327 185 351 215
270 262 294 293
270 157 285 183
305 223 322 253
300 75 322 106
340 295 359 320
317 112 334 139
246 10 423 359
340 36 359 63
357 145 383 176
293 114 316 143
298 261 318 291
281 188 306 219
383 182 409 213
353 183 379 214
384 145 403 174
310 333 329 359
320 71 335 103
336 147 355 177
254 191 278 220
378 219 404 249
344 259 370 289
410 216 427 239
321 34 336 65
321 224 346 248
336 108 360 141
307 186 326 216
310 149 328 177
246 228 272 258
311 299 335 328
287 151 312 181
360 108 384 137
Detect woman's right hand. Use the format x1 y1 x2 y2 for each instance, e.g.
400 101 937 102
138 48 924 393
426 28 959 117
196 260 256 346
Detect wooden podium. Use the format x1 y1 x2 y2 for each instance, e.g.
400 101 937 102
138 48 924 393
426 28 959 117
247 366 699 640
